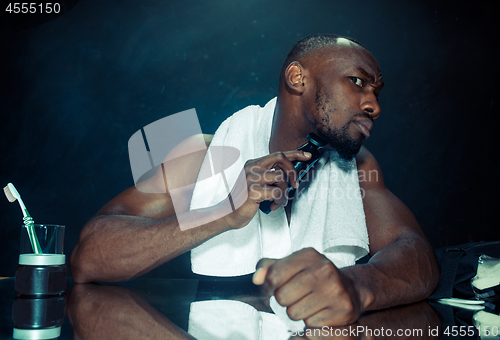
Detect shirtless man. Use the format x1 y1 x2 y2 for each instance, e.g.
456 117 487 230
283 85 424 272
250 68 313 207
70 34 439 327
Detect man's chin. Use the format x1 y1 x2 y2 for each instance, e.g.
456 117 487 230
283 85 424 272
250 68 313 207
315 129 364 161
331 139 364 161
343 139 366 160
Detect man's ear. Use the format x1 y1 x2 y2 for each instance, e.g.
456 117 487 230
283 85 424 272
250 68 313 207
284 61 306 94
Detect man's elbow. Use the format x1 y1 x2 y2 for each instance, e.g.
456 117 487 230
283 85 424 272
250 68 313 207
69 240 142 283
69 243 94 284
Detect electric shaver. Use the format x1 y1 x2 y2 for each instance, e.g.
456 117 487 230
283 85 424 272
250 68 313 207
259 132 327 214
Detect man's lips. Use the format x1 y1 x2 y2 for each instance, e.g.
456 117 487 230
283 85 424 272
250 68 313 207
354 119 373 139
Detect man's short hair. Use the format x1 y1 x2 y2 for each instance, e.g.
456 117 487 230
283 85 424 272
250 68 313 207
278 33 366 93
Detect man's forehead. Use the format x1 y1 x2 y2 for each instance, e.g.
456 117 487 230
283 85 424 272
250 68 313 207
312 43 381 78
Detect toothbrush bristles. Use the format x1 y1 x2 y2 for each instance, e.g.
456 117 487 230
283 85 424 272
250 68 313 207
3 185 17 203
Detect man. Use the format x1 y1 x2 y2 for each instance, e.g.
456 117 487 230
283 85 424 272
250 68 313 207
70 34 439 327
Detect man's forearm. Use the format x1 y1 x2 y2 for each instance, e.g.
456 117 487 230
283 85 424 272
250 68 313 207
70 208 232 283
342 234 439 312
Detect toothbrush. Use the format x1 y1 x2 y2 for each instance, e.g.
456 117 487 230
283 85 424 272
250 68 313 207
3 183 42 254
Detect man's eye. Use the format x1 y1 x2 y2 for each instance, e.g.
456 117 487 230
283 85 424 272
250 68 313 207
351 77 363 87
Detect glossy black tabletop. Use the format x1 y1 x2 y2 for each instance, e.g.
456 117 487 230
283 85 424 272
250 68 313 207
0 277 490 339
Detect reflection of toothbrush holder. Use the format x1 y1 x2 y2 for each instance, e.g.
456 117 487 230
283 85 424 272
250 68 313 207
12 294 66 340
15 224 67 297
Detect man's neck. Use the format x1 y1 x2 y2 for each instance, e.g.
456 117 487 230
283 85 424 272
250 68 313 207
269 97 311 154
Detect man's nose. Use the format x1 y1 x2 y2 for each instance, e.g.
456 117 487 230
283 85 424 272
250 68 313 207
360 93 381 119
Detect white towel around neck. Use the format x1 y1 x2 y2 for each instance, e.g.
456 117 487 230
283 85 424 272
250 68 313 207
190 97 369 276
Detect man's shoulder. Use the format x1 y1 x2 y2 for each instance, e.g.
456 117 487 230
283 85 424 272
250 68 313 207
355 146 385 189
356 146 376 170
137 134 214 194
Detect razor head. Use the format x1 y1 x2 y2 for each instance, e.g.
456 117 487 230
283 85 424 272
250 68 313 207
307 133 327 148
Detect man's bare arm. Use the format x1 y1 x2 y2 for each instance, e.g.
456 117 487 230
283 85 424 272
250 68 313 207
69 134 234 283
70 133 312 283
342 146 439 310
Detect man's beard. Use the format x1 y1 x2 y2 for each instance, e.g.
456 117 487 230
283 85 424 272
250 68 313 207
316 121 364 161
313 83 365 161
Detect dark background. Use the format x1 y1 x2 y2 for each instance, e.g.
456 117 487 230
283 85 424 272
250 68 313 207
1 0 498 278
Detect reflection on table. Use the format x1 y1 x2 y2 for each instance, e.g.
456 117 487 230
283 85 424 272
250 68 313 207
67 279 441 340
